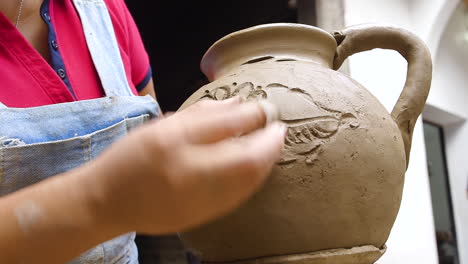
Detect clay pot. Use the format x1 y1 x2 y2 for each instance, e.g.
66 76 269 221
178 23 432 264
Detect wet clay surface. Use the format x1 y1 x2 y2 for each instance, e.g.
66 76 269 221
178 23 432 263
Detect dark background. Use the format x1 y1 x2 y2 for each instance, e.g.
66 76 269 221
126 0 299 112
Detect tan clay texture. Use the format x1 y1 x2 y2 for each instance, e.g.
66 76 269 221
203 246 386 264
178 23 432 263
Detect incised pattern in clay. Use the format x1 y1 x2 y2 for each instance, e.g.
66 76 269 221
199 82 360 166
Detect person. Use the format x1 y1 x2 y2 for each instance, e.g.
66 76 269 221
0 0 286 263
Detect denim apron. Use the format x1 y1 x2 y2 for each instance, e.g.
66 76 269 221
0 0 187 263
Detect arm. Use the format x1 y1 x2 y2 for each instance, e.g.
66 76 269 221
0 162 122 264
0 99 285 264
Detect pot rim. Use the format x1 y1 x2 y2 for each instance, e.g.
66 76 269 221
200 23 338 81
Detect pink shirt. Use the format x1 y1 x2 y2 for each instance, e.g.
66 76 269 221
0 0 151 108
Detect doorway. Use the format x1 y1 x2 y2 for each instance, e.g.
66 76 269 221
423 121 459 264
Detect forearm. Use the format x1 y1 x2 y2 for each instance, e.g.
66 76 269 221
0 163 123 264
0 98 284 263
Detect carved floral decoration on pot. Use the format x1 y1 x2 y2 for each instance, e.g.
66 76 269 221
199 81 360 166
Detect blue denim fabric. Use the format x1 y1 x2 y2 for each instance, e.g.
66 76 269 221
0 96 157 145
0 96 159 193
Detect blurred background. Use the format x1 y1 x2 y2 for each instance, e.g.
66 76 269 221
126 0 468 263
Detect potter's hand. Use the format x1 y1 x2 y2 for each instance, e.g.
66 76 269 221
0 98 285 264
90 98 286 234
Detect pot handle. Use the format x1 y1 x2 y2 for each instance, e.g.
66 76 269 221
333 24 432 167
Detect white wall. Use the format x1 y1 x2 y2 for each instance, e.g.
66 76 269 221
342 1 445 263
343 0 468 263
431 4 468 263
409 0 460 58
408 0 447 37
430 4 468 117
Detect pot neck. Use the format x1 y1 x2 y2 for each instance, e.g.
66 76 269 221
201 23 338 81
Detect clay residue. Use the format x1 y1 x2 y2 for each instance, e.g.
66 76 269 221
15 200 45 235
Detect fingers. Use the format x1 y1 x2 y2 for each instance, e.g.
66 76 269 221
178 97 243 117
157 98 242 124
172 100 279 144
180 122 286 221
201 121 286 184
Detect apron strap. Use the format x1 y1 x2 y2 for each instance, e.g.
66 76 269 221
72 0 133 97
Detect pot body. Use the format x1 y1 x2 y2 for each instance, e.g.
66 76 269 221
179 59 406 262
178 22 433 263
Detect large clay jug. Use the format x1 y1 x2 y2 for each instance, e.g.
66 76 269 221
178 23 432 264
